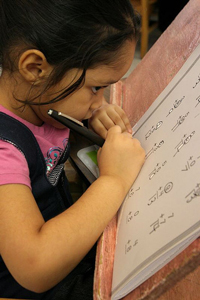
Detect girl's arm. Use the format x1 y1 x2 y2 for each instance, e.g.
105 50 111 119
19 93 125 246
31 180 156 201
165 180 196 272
0 126 145 293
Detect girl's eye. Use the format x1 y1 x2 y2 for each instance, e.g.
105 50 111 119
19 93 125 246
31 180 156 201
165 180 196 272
91 86 102 94
91 85 108 94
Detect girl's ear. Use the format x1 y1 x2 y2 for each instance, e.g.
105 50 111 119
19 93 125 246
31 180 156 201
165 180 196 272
18 49 53 84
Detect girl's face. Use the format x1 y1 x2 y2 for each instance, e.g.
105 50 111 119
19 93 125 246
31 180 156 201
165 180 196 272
32 40 136 128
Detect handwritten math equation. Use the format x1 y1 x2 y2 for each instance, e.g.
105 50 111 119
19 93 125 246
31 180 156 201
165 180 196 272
166 96 185 117
195 95 200 107
128 186 140 198
149 213 174 234
147 182 173 206
126 210 140 224
193 73 200 89
145 140 164 160
182 155 200 172
125 239 139 255
185 183 200 203
149 160 167 180
173 131 195 157
145 121 163 140
171 112 190 132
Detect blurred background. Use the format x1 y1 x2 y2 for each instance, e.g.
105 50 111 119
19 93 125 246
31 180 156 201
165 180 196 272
126 0 189 75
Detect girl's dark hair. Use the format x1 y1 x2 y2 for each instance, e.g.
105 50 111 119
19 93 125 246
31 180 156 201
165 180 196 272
0 0 141 104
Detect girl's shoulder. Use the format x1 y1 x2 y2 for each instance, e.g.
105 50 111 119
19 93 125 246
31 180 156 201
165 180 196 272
0 104 69 140
0 105 70 176
0 138 31 187
0 105 70 156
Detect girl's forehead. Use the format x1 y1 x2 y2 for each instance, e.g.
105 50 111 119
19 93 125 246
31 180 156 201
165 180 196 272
86 41 136 84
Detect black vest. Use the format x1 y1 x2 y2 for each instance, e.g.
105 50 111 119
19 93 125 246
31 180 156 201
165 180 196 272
0 112 74 298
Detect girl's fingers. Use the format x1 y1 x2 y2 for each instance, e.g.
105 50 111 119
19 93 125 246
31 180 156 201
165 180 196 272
112 106 132 133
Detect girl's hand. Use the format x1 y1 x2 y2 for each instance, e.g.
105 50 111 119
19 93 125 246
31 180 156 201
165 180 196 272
97 125 145 193
89 103 132 139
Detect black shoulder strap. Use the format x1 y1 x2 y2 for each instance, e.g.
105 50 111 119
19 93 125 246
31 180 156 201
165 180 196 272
0 112 73 213
0 112 46 182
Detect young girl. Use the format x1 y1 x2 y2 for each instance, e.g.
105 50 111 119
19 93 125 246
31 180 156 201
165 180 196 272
0 1 145 299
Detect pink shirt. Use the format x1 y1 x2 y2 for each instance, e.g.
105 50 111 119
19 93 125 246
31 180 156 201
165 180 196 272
0 106 70 189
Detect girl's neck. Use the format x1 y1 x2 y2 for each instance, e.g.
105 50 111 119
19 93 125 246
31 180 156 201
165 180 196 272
0 71 43 126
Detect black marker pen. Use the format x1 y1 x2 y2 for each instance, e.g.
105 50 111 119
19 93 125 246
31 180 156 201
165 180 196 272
48 109 105 147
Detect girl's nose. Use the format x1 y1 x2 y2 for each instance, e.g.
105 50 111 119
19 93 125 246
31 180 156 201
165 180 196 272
90 94 104 110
